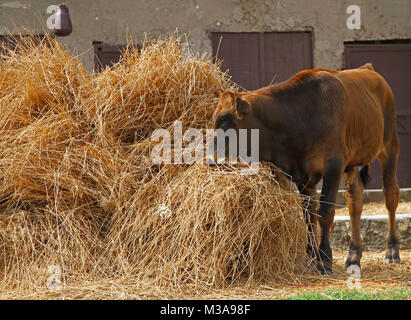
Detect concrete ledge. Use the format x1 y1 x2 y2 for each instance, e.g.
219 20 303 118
331 213 411 251
335 188 411 205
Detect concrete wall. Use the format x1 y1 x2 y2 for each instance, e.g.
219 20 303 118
1 0 410 72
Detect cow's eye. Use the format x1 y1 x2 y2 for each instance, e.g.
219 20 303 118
216 114 235 129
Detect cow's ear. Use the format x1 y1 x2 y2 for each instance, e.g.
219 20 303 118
214 88 223 98
235 97 251 119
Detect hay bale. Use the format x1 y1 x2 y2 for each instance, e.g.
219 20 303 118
0 34 93 205
0 33 308 296
108 163 307 287
85 37 230 145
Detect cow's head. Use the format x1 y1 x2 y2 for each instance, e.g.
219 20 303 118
209 89 259 167
212 89 252 131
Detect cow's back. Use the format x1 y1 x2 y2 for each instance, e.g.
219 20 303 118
335 68 393 165
245 66 394 170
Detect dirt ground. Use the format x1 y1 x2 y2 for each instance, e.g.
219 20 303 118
1 201 409 300
1 248 409 300
335 200 411 216
188 248 411 300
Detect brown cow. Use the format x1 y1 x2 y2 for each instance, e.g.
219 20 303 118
212 63 400 274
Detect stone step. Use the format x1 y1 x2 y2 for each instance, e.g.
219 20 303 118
330 213 411 251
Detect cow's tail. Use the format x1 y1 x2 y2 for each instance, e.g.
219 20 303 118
358 62 374 71
359 165 371 187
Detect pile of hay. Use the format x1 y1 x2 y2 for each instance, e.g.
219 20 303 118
0 34 307 296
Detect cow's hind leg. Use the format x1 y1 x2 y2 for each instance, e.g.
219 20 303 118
378 144 400 264
343 167 364 269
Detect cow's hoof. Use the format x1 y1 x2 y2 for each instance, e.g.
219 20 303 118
385 235 400 264
385 256 401 264
344 259 361 271
317 263 333 275
345 243 362 270
385 248 400 264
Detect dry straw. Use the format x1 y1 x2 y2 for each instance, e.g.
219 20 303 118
0 33 308 298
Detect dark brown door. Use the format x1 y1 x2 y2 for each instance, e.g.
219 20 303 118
211 32 313 90
93 42 141 72
345 41 411 188
261 32 313 86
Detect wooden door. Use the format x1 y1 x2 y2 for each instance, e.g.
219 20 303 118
93 42 141 72
345 41 411 188
211 31 313 90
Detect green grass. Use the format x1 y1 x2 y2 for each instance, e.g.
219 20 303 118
288 288 411 300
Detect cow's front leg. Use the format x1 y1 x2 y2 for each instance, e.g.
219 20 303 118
317 159 344 274
297 183 320 264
